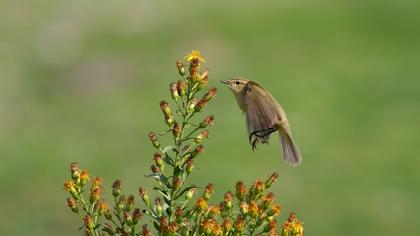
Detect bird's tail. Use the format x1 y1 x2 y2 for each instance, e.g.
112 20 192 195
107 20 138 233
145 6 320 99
279 125 302 166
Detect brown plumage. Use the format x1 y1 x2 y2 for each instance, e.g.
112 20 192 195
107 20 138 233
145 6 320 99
221 78 302 166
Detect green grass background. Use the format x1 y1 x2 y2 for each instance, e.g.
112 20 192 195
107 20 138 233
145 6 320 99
1 0 419 235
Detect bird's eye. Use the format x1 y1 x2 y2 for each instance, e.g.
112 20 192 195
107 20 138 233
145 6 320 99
235 81 240 85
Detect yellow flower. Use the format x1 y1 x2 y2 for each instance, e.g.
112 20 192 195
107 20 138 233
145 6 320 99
185 50 205 62
195 197 208 212
282 213 304 236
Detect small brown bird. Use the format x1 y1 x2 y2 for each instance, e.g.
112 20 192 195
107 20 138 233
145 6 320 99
221 78 302 166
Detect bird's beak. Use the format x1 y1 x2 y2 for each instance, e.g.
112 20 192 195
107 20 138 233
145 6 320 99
220 80 229 85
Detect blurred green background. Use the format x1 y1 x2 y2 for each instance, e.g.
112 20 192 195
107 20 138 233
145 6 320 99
1 0 419 235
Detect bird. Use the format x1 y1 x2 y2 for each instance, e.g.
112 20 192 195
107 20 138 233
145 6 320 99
220 78 302 166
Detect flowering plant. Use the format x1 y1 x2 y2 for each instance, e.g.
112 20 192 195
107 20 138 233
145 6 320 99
63 50 304 236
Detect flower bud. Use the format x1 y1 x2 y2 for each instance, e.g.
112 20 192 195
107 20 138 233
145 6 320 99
240 202 249 215
169 82 179 101
223 191 233 210
195 130 209 144
83 215 94 231
67 197 78 213
187 98 198 112
138 187 150 205
142 224 151 236
90 188 102 203
186 159 194 174
160 101 174 127
175 207 183 223
261 192 275 209
252 180 265 198
172 122 181 138
177 79 186 96
185 187 196 200
176 60 185 76
91 177 103 190
235 181 247 201
265 220 277 234
172 177 183 191
190 145 204 159
234 217 245 232
155 198 163 216
70 162 80 181
223 218 232 232
268 204 281 217
203 87 217 102
112 180 121 197
117 195 126 210
97 200 110 217
249 201 259 217
124 211 133 225
199 115 214 128
63 180 77 196
265 172 279 188
126 195 135 211
203 183 214 200
197 69 209 90
80 170 89 186
153 153 164 167
195 197 208 212
148 132 160 149
194 99 207 112
151 165 160 174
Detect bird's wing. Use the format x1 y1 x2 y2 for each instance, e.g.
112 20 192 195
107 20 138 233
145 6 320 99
244 82 280 137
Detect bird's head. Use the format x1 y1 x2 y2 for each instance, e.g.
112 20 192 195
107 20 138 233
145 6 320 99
220 78 249 94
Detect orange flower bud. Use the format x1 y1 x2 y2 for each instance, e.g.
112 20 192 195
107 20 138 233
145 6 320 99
235 181 247 201
222 218 232 232
90 188 102 203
